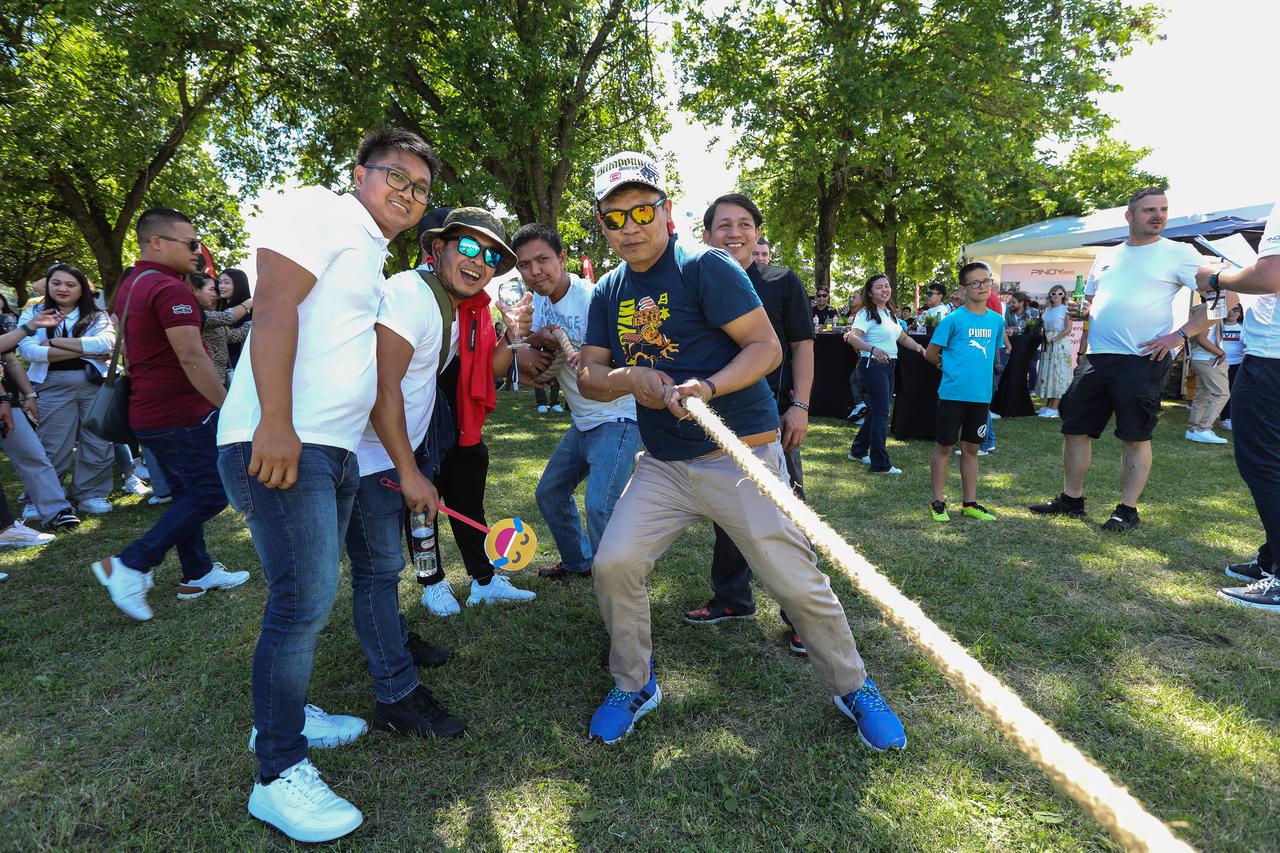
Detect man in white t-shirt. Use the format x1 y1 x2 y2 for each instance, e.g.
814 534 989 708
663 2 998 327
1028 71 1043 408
923 283 950 322
1030 188 1204 532
216 128 440 843
512 223 641 580
1194 201 1280 612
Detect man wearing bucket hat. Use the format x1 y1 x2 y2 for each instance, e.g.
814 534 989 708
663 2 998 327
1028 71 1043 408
577 151 907 750
410 207 539 614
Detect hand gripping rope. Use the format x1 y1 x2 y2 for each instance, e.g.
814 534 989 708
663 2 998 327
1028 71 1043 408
679 396 1193 853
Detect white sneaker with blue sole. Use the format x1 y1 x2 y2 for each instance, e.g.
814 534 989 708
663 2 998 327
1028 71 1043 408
466 575 536 606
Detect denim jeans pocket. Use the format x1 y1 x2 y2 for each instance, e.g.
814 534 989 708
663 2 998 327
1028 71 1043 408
217 443 255 517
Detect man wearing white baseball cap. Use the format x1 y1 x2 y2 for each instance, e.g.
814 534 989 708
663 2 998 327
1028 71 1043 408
577 150 907 750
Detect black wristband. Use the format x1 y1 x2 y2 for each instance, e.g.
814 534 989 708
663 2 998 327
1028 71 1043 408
0 394 11 404
704 378 717 399
790 401 809 411
20 323 35 336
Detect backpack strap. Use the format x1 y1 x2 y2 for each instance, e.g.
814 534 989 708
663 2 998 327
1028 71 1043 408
106 269 160 387
415 267 456 373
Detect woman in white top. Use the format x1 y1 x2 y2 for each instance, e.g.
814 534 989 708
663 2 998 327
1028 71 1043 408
16 263 117 513
1219 304 1245 429
843 273 926 474
1035 285 1073 417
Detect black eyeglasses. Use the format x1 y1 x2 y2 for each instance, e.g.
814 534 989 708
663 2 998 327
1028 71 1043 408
362 164 431 205
599 196 667 231
450 235 503 269
964 278 994 288
155 235 202 253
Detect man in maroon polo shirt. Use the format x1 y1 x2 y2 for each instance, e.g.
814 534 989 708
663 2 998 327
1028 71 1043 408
91 207 249 621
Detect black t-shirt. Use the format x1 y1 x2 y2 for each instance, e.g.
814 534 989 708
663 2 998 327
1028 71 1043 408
747 263 814 405
813 305 838 324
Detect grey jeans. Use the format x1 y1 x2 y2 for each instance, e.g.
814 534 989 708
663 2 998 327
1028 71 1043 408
34 370 114 501
0 409 72 522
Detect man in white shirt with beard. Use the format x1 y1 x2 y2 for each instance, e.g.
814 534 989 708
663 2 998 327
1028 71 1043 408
513 223 641 580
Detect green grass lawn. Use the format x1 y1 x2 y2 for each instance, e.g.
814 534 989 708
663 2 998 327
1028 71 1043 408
2 396 1277 851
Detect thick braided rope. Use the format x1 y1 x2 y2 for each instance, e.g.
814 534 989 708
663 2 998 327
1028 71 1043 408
681 397 1193 853
534 328 576 384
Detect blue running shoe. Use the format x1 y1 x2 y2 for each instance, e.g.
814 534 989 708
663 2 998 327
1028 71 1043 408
589 673 662 744
835 677 907 751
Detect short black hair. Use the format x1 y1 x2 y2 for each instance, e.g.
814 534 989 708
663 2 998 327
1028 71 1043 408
927 283 947 297
703 193 763 231
356 128 443 187
756 236 770 247
416 207 454 248
958 262 989 284
1127 186 1166 211
511 223 563 256
136 207 192 243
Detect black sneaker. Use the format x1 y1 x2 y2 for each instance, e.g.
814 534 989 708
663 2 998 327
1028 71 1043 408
684 602 756 625
1225 557 1269 583
1100 504 1140 532
405 631 451 668
1028 493 1086 517
788 631 808 656
49 510 81 530
372 685 466 737
1218 575 1280 612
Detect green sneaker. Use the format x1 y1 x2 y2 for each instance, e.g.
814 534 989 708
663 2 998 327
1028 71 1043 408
962 503 996 521
930 500 950 523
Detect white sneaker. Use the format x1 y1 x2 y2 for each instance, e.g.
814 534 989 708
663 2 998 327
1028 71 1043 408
133 460 150 480
122 475 152 496
249 703 369 752
1037 408 1059 418
990 412 1001 420
1187 429 1228 445
845 451 870 464
177 562 251 600
90 556 154 621
955 448 991 457
147 494 173 505
0 521 55 548
536 405 549 414
466 575 537 606
421 579 462 616
871 466 903 475
21 504 39 524
551 404 565 413
1222 419 1232 431
78 498 113 515
0 571 7 583
247 759 363 843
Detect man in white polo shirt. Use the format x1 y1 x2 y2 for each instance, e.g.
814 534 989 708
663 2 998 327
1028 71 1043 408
1197 202 1280 611
217 128 440 843
1030 187 1202 532
511 223 641 580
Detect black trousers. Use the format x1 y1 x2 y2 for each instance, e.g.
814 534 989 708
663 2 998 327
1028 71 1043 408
707 445 805 615
1231 356 1280 571
0 484 14 528
534 380 560 408
422 439 493 584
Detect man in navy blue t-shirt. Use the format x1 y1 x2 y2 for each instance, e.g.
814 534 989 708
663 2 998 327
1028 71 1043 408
577 150 905 751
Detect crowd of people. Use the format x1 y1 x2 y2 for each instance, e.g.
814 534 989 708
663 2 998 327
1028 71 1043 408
1 128 1277 843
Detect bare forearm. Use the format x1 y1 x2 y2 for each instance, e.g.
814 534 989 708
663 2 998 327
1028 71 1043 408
580 363 631 402
491 340 515 376
46 347 87 362
706 339 781 397
251 306 299 424
4 356 33 395
370 386 417 475
1218 258 1280 295
179 354 227 408
789 340 813 405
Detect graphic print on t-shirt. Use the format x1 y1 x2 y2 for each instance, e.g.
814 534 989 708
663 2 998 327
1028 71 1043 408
617 293 681 367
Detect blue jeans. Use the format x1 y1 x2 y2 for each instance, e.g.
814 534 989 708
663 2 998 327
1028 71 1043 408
121 412 226 581
344 468 421 704
849 359 895 471
534 420 641 573
218 441 360 779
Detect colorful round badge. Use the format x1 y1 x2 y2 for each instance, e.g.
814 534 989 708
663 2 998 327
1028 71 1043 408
483 517 538 571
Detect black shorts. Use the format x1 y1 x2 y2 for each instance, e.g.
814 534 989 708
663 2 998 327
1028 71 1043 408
1059 353 1172 441
936 399 990 446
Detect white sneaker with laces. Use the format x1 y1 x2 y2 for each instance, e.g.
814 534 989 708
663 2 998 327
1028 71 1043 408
955 448 990 457
249 703 369 752
90 556 154 621
467 575 537 606
1187 429 1228 445
177 562 251 600
247 758 363 843
871 466 903 475
78 498 113 515
421 579 461 616
21 504 39 524
133 460 150 480
0 521 55 548
122 475 152 496
1037 408 1059 418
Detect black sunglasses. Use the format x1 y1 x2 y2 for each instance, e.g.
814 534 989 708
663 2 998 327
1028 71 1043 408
155 234 202 253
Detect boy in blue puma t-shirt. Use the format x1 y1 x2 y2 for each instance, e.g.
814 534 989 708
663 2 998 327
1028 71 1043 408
924 262 1006 522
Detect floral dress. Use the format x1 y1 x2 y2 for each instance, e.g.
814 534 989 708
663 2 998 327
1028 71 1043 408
1035 304 1073 398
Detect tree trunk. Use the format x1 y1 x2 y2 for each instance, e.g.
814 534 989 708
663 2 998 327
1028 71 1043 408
814 170 846 294
882 201 899 296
